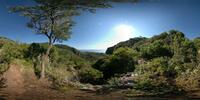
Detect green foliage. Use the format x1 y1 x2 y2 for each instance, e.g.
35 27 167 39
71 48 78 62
107 77 121 86
26 43 46 59
80 52 106 63
93 47 136 79
51 44 89 68
140 40 172 60
170 32 197 74
10 1 76 44
79 67 103 84
0 42 25 82
150 32 169 42
137 57 175 77
1 29 200 94
111 47 137 73
106 37 147 54
134 57 177 94
134 75 178 94
176 67 200 91
172 33 196 63
46 66 75 89
0 42 25 64
0 38 28 74
0 63 9 74
193 38 200 63
193 37 200 50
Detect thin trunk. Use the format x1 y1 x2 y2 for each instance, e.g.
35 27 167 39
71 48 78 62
40 11 55 79
40 55 45 79
40 44 52 79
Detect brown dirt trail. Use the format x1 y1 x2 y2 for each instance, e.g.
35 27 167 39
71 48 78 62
3 64 25 98
0 64 129 100
0 64 70 100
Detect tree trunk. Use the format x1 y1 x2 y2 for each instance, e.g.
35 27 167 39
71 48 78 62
40 44 52 79
40 55 46 79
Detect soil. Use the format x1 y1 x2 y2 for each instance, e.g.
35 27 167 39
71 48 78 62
0 64 128 100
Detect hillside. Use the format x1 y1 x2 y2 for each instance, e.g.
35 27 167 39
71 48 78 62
106 30 200 56
0 36 106 91
106 37 147 54
91 30 200 96
1 30 200 98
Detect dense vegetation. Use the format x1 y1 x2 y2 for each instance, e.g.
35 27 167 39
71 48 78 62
1 30 200 96
0 37 105 89
95 30 200 95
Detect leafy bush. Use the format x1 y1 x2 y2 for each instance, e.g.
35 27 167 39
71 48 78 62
136 57 176 78
176 67 200 91
0 42 25 74
79 67 103 84
134 74 179 95
0 63 9 74
93 47 136 79
193 38 200 63
170 37 197 74
107 77 121 86
1 43 24 62
26 43 46 59
46 66 75 89
133 57 181 95
140 40 173 60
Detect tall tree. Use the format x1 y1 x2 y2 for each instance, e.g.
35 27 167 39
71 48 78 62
10 0 78 78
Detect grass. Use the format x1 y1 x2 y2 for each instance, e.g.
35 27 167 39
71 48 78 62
12 59 33 70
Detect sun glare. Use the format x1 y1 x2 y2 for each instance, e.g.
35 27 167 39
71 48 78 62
114 24 135 41
95 24 135 49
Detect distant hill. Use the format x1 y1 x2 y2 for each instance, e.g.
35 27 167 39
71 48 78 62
106 37 147 54
0 36 14 44
0 36 106 64
80 49 105 53
53 44 106 64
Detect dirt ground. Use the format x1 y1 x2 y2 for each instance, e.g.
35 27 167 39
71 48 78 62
0 64 129 100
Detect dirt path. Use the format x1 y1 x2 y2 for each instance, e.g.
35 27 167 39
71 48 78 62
3 64 25 97
0 64 130 100
0 64 70 100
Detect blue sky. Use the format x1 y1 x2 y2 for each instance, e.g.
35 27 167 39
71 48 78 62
0 0 200 50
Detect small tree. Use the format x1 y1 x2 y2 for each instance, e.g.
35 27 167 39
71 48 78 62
93 47 136 79
11 0 77 78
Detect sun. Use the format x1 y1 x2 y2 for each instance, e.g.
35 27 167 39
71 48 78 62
114 24 135 41
95 24 135 49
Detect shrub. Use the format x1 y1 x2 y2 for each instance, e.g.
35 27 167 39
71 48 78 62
136 57 176 78
176 68 200 91
134 74 179 95
0 63 9 74
46 66 74 89
79 67 103 84
0 42 25 63
93 47 136 79
107 77 121 86
26 43 46 59
140 40 173 60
